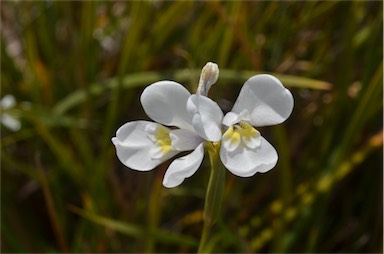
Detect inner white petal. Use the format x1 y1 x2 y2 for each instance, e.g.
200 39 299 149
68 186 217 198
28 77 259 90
222 112 240 127
145 122 159 142
149 142 167 159
187 94 223 142
170 129 204 151
222 110 250 127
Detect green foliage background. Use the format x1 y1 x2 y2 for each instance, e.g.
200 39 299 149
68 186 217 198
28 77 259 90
1 1 382 253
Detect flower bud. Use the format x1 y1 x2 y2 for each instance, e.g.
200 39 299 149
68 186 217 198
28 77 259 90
197 62 219 96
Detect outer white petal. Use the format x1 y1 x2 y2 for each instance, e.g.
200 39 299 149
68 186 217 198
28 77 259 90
140 81 193 130
170 129 204 151
112 121 177 171
220 136 278 177
163 143 205 188
231 74 294 126
187 95 223 142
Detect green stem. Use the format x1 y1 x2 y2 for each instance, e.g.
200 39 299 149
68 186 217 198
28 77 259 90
198 142 226 253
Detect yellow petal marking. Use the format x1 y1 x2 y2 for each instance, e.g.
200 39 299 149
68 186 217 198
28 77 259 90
236 121 259 141
223 121 261 150
154 126 172 155
222 125 241 149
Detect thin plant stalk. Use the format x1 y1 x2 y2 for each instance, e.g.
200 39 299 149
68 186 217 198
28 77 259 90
198 142 225 253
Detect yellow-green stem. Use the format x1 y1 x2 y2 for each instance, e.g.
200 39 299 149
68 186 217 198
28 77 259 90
197 142 225 253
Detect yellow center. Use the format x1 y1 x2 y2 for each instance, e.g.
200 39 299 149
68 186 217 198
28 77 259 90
222 121 260 151
236 121 259 141
154 126 172 154
222 125 240 144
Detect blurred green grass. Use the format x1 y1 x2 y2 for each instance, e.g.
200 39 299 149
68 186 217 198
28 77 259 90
1 1 382 253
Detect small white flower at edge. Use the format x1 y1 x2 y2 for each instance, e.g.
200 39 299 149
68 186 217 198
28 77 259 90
112 63 223 188
1 94 21 132
220 74 294 177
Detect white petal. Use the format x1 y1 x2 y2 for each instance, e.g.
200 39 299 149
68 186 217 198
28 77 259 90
112 121 177 171
144 122 161 142
222 110 251 127
231 74 294 126
187 94 223 142
170 129 204 151
149 144 167 159
220 136 278 177
163 143 205 188
222 112 240 127
1 114 21 131
242 132 261 149
140 81 193 130
1 95 16 108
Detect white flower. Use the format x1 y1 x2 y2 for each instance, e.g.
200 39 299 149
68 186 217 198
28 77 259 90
112 63 223 188
112 63 294 188
219 74 294 177
1 94 21 131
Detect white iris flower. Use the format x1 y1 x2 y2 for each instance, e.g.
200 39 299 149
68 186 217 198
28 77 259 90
112 63 294 188
112 63 223 188
220 74 294 177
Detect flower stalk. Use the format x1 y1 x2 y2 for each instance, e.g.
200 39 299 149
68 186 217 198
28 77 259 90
198 141 225 253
